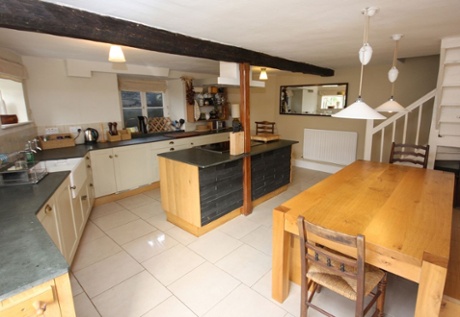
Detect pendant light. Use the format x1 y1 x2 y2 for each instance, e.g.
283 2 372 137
333 7 385 120
259 68 268 80
376 34 406 113
108 45 126 63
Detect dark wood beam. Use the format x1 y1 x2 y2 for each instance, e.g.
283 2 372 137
0 0 334 77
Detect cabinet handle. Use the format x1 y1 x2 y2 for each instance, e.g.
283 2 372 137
169 141 174 144
87 165 91 168
33 300 47 315
90 183 93 187
70 185 76 190
115 154 118 158
170 148 175 151
81 195 88 200
86 156 90 160
109 155 113 159
45 204 52 215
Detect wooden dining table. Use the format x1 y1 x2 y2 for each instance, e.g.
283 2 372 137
272 160 455 316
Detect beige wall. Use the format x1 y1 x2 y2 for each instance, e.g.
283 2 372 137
247 55 440 160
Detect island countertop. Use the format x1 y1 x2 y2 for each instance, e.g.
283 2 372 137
157 139 298 168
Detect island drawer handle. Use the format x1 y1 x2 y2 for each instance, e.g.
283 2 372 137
81 195 88 200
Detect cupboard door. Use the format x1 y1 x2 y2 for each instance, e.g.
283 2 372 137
37 197 62 252
113 144 150 192
54 179 78 264
90 148 117 197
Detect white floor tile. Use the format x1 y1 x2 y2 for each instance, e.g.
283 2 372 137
142 244 205 286
240 225 273 256
92 271 171 317
188 230 242 263
168 262 240 316
78 221 106 246
142 296 197 317
116 194 156 209
145 213 176 231
74 251 144 298
122 230 179 262
69 272 83 296
203 284 286 317
105 218 157 245
92 209 139 231
129 200 164 219
215 244 271 286
165 226 199 245
72 235 122 272
73 292 101 317
90 202 126 220
218 215 261 239
142 189 162 201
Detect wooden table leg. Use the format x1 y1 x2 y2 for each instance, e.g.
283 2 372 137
414 260 448 317
272 206 291 302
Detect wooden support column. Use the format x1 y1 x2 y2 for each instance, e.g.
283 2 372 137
239 63 252 216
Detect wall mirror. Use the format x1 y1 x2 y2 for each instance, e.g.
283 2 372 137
280 83 348 116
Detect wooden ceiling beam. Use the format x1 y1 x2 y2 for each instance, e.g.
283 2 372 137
0 0 334 77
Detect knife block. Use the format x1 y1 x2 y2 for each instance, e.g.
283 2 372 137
229 131 244 155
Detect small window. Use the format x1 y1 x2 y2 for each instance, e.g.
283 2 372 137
121 90 164 128
0 78 29 125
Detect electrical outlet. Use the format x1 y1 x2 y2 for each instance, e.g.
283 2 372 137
45 127 59 135
69 126 82 134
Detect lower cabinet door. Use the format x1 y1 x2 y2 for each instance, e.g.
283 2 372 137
37 197 62 252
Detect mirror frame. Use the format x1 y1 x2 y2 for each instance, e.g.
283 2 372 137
279 83 349 116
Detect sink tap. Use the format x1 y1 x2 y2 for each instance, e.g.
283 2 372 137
32 138 42 151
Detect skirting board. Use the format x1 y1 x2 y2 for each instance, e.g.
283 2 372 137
294 158 344 174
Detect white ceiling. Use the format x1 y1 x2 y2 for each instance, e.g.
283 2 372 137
1 0 460 77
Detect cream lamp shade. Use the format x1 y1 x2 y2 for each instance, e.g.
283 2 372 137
259 68 268 80
231 104 240 118
109 45 126 63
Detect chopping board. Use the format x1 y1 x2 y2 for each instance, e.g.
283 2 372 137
163 132 202 138
250 133 280 143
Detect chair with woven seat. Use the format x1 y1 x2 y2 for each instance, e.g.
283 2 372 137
297 216 387 317
389 142 430 169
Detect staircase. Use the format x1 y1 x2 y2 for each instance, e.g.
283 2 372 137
364 36 460 167
428 36 460 168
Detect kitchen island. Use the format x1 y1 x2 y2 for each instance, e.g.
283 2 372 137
158 139 297 236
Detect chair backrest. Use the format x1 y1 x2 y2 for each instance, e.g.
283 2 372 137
297 216 366 312
255 121 275 135
389 142 430 168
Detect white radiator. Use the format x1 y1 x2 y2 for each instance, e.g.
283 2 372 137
303 129 358 165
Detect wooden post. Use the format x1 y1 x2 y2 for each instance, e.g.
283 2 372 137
239 63 253 216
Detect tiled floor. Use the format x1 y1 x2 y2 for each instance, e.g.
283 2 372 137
70 167 419 317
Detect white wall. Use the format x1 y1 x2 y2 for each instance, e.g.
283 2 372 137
23 56 120 133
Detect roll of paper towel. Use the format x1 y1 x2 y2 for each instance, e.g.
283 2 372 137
231 104 240 118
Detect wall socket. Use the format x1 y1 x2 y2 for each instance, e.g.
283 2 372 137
69 126 82 134
45 127 59 135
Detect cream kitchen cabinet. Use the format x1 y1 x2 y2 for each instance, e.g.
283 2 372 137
71 154 94 236
37 176 78 265
91 144 151 198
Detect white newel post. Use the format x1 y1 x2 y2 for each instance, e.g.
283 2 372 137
364 119 374 161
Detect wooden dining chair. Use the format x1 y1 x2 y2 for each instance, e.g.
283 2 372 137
297 216 387 317
389 142 430 168
255 121 275 135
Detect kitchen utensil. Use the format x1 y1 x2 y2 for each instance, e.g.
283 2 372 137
138 116 148 134
108 122 113 135
84 128 99 144
112 122 118 135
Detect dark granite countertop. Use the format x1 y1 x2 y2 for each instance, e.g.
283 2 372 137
0 172 70 301
158 139 298 168
34 129 231 161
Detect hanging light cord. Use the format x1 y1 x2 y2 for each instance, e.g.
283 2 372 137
358 13 370 98
390 39 400 97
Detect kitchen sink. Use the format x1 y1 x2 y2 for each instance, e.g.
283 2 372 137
34 158 85 198
0 161 48 186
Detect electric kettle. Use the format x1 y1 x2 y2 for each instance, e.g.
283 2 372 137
84 128 99 144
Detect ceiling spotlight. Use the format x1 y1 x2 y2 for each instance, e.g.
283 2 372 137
259 68 268 80
108 45 126 63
